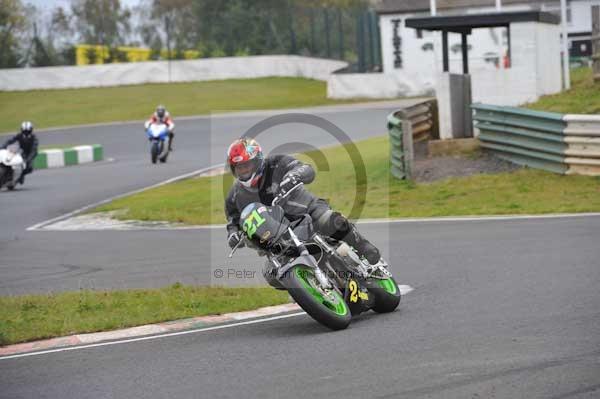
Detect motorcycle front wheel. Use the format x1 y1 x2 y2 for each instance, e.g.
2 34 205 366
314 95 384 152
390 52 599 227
366 276 401 313
282 265 351 330
0 166 10 189
151 142 159 164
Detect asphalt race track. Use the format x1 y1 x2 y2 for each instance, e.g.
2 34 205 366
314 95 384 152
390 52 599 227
0 101 418 294
1 102 599 398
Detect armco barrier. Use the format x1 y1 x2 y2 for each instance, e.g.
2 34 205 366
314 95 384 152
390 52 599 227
472 104 600 176
388 99 438 180
33 145 103 169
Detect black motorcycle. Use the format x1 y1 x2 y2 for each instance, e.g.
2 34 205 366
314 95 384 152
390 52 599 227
229 184 401 330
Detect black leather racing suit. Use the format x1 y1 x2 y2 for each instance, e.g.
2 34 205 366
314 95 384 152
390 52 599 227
225 154 328 235
225 155 380 282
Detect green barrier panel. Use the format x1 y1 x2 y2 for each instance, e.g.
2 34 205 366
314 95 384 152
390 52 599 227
63 149 78 166
478 131 567 155
92 144 103 162
387 112 407 180
472 103 568 174
32 153 47 169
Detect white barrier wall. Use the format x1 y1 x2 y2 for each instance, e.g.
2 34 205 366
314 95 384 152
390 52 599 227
344 7 563 105
329 17 562 105
433 21 562 139
469 22 561 106
327 71 434 99
0 56 348 91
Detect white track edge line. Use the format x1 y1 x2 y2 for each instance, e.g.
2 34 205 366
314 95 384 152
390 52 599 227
2 100 421 136
0 283 415 360
34 212 600 232
356 213 600 224
28 155 600 232
0 312 306 360
27 164 224 230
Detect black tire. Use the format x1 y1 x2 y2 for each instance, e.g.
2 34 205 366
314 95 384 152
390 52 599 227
0 166 10 189
151 142 159 164
159 141 169 163
367 277 401 313
281 265 351 331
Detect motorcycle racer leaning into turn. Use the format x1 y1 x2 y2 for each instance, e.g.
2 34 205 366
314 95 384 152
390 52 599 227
225 138 381 286
144 105 175 151
1 121 38 185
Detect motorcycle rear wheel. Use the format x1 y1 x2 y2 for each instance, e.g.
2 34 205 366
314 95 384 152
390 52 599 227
159 151 169 163
282 265 351 330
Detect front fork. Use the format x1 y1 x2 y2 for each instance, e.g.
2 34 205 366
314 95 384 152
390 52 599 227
313 235 371 279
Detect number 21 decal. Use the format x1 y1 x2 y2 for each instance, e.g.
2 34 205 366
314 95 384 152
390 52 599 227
243 210 266 239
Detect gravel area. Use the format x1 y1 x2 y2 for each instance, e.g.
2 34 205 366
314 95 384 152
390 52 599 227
412 146 522 183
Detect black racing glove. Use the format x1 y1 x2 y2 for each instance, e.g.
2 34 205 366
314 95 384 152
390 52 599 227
278 173 301 196
228 231 244 249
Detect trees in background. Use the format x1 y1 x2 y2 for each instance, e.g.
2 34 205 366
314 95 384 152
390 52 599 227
70 0 131 50
0 0 28 68
189 0 369 59
0 0 376 68
138 0 196 60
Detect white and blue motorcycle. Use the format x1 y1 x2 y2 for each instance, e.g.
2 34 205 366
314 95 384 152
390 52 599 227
145 123 170 164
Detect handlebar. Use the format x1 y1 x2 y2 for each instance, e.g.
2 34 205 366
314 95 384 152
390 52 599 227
271 182 303 206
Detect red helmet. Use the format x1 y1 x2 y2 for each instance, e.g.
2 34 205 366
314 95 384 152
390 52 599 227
227 138 264 188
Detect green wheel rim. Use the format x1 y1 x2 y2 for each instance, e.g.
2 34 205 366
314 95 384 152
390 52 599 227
294 267 348 316
377 278 398 295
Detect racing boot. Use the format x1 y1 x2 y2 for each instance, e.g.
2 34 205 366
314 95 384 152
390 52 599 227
326 212 381 265
168 133 174 151
17 174 25 185
344 225 381 265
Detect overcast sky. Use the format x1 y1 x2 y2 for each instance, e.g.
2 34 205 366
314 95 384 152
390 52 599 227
25 0 141 11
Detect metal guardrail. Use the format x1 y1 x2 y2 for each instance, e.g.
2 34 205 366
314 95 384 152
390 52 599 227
388 99 438 180
472 103 600 176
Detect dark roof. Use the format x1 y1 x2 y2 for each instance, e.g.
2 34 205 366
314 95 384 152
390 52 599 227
374 0 553 14
405 11 560 33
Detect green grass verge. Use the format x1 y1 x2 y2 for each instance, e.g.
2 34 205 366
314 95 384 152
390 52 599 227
94 135 600 224
0 284 289 345
524 67 600 114
0 77 364 135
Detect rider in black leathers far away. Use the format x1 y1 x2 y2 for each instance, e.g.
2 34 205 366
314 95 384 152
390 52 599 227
1 121 39 184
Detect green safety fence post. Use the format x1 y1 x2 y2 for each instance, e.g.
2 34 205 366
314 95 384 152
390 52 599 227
388 111 413 180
